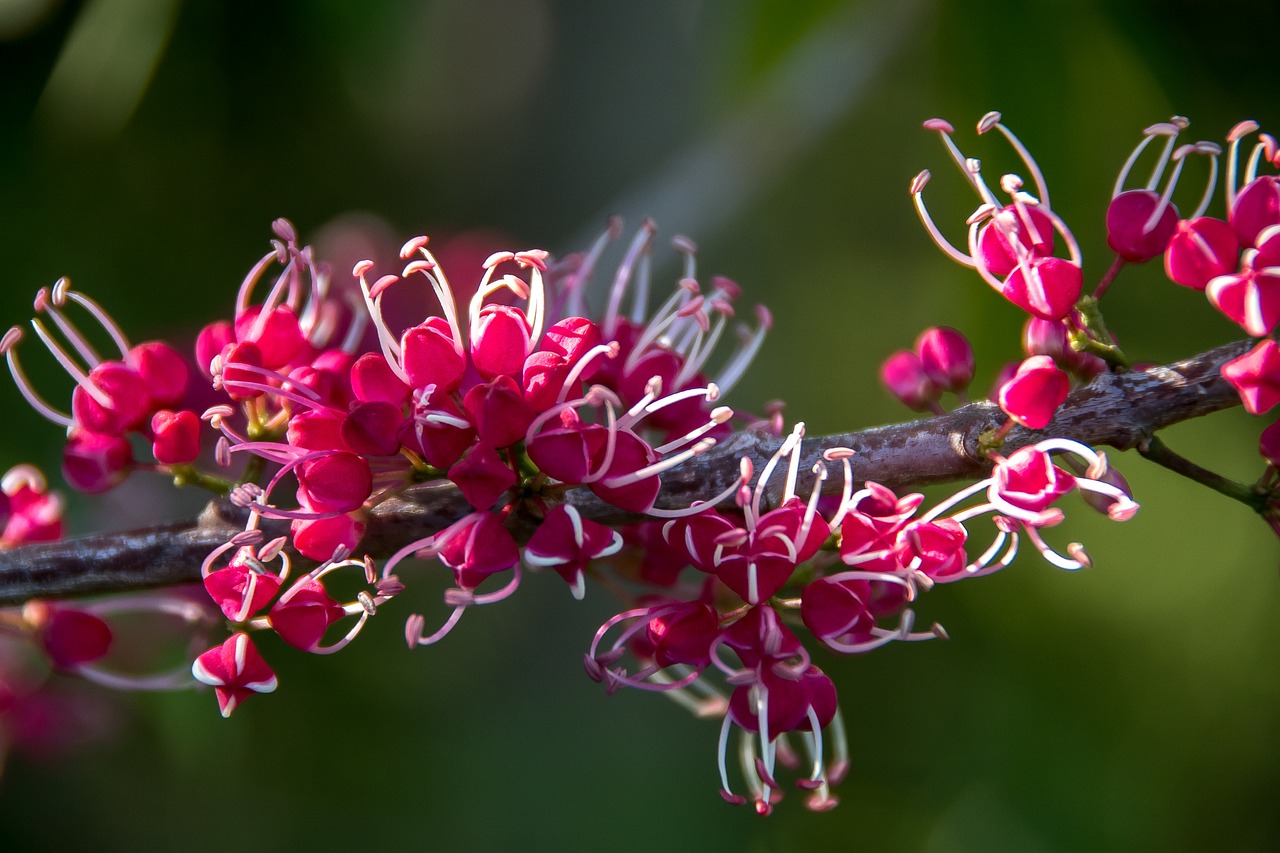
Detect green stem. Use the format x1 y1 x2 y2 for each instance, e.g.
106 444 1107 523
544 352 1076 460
1137 435 1268 512
1073 295 1130 370
170 465 235 496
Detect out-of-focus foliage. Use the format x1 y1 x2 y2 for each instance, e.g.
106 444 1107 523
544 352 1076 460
0 1 1278 850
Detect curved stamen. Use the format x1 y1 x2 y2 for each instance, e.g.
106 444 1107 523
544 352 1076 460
604 220 656 338
981 113 1050 207
29 318 112 408
3 329 73 427
912 172 977 267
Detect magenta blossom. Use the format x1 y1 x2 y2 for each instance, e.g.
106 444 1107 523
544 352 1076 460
997 355 1070 429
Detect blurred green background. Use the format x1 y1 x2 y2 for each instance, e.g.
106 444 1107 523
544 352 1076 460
2 1 1279 850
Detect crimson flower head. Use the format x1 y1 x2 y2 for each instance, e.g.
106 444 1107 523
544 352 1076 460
1206 263 1280 339
1225 121 1280 246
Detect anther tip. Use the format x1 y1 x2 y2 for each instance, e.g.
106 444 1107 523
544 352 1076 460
51 277 71 305
977 111 1002 134
369 275 400 299
483 251 516 269
1228 120 1261 143
271 218 297 243
922 118 954 134
399 235 430 259
404 614 425 648
672 234 698 254
0 326 22 352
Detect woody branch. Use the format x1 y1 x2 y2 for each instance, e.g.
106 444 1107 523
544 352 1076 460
0 339 1248 606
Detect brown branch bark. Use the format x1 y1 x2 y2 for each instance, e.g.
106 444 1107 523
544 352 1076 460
0 340 1250 606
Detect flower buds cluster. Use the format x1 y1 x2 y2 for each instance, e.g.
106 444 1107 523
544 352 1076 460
881 326 974 413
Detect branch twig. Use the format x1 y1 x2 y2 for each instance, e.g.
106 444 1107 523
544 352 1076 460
0 340 1249 606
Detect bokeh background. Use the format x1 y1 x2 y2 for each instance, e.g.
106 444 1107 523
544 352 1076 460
1 1 1279 850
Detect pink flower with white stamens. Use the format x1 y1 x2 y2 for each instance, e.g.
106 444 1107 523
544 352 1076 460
913 113 1084 321
269 579 347 652
61 429 133 494
1106 120 1221 264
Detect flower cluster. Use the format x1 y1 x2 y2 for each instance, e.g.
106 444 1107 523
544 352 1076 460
902 113 1227 434
1198 125 1280 415
585 428 1133 812
41 110 1280 813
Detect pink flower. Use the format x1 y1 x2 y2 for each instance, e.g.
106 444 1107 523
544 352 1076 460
34 606 113 670
916 326 974 394
400 317 466 392
1022 318 1105 380
290 513 366 562
0 465 63 546
1206 267 1280 338
643 601 718 668
997 355 1070 429
523 504 623 598
1261 419 1280 467
62 429 133 494
130 342 189 409
192 633 279 718
204 550 283 623
470 304 533 379
448 442 517 510
1222 339 1280 415
895 518 968 581
1106 189 1179 263
880 350 938 412
1164 217 1239 290
988 445 1077 514
340 401 405 457
436 511 520 590
975 204 1055 276
269 579 346 652
999 256 1082 321
1231 175 1280 246
151 409 202 465
296 452 372 514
